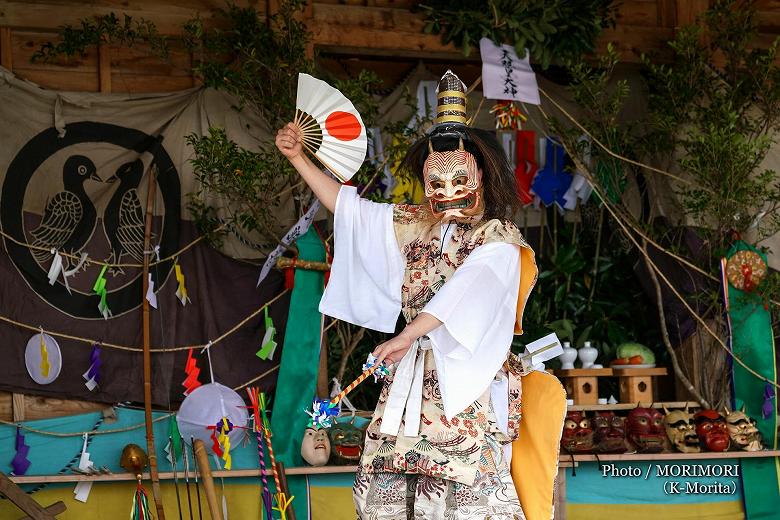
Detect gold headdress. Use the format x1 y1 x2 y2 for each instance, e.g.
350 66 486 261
434 70 467 126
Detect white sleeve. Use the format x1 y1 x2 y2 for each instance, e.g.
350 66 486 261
318 185 405 333
421 242 521 419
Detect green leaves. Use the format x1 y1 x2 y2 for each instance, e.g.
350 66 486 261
418 0 616 68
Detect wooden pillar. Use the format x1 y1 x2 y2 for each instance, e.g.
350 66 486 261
675 0 709 28
0 27 12 71
11 393 24 422
98 43 111 93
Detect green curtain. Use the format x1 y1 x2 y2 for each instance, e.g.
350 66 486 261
271 228 326 519
727 241 780 519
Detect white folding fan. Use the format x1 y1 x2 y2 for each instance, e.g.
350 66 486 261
294 73 368 182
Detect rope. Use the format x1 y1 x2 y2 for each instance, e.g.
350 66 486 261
0 289 289 352
0 412 174 438
0 225 224 269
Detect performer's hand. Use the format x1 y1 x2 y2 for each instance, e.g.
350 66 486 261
275 122 303 160
373 331 415 366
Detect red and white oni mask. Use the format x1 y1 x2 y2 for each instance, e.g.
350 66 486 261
423 140 483 220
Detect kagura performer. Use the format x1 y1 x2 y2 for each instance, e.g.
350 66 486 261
276 70 566 520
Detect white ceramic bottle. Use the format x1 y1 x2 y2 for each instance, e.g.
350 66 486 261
560 341 577 369
578 341 598 369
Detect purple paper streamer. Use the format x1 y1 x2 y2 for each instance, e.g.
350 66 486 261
86 344 101 382
11 427 31 475
762 383 775 420
256 431 273 520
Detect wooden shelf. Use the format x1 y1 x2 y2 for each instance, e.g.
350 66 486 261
568 401 700 411
12 451 780 484
554 368 614 377
565 449 780 462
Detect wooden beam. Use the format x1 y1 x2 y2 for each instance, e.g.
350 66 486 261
98 43 111 93
18 502 66 520
0 26 11 69
0 472 59 520
0 393 109 422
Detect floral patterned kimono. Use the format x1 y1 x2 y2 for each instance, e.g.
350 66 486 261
320 185 539 520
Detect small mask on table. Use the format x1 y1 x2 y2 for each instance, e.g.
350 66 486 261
561 411 594 453
301 427 331 466
626 406 666 453
662 405 700 453
724 406 764 452
693 409 731 452
329 420 365 465
593 411 627 453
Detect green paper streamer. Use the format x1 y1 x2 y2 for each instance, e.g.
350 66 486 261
256 306 278 360
726 241 780 518
168 415 182 462
270 228 324 519
92 264 110 318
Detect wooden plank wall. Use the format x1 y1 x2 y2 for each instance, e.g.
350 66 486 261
3 0 777 95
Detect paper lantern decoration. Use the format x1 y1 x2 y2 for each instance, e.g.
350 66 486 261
726 249 767 292
294 73 367 183
177 382 248 451
25 332 62 385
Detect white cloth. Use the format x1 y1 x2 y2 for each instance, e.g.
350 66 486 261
319 185 405 333
422 242 520 419
380 337 431 437
319 185 521 422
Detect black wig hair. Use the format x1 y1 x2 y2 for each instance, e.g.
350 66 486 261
399 125 520 220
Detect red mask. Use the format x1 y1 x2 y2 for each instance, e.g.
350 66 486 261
593 411 627 453
694 409 731 452
561 411 594 453
626 407 665 453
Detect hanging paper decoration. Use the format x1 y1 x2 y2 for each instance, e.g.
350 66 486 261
490 101 526 130
256 307 278 360
175 262 191 306
145 273 158 309
531 137 572 208
763 384 776 420
726 249 767 292
294 73 368 182
25 331 62 385
73 433 96 502
10 427 31 475
165 415 183 465
47 250 88 293
182 347 203 396
212 418 233 470
256 201 321 287
515 130 538 205
82 343 101 391
92 264 111 319
177 383 248 451
562 135 594 210
480 37 540 104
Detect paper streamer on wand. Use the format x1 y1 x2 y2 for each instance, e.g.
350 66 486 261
257 201 320 287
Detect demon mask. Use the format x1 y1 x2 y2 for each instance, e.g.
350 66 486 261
626 406 665 453
423 140 484 221
662 405 700 453
593 411 627 453
561 411 594 453
328 420 365 465
693 409 730 452
725 406 763 452
301 427 331 466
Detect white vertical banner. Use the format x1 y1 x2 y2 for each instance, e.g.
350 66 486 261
480 38 540 104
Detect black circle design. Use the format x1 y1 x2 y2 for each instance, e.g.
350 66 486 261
0 121 180 318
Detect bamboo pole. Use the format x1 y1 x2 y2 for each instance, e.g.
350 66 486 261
193 439 223 520
141 163 165 519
